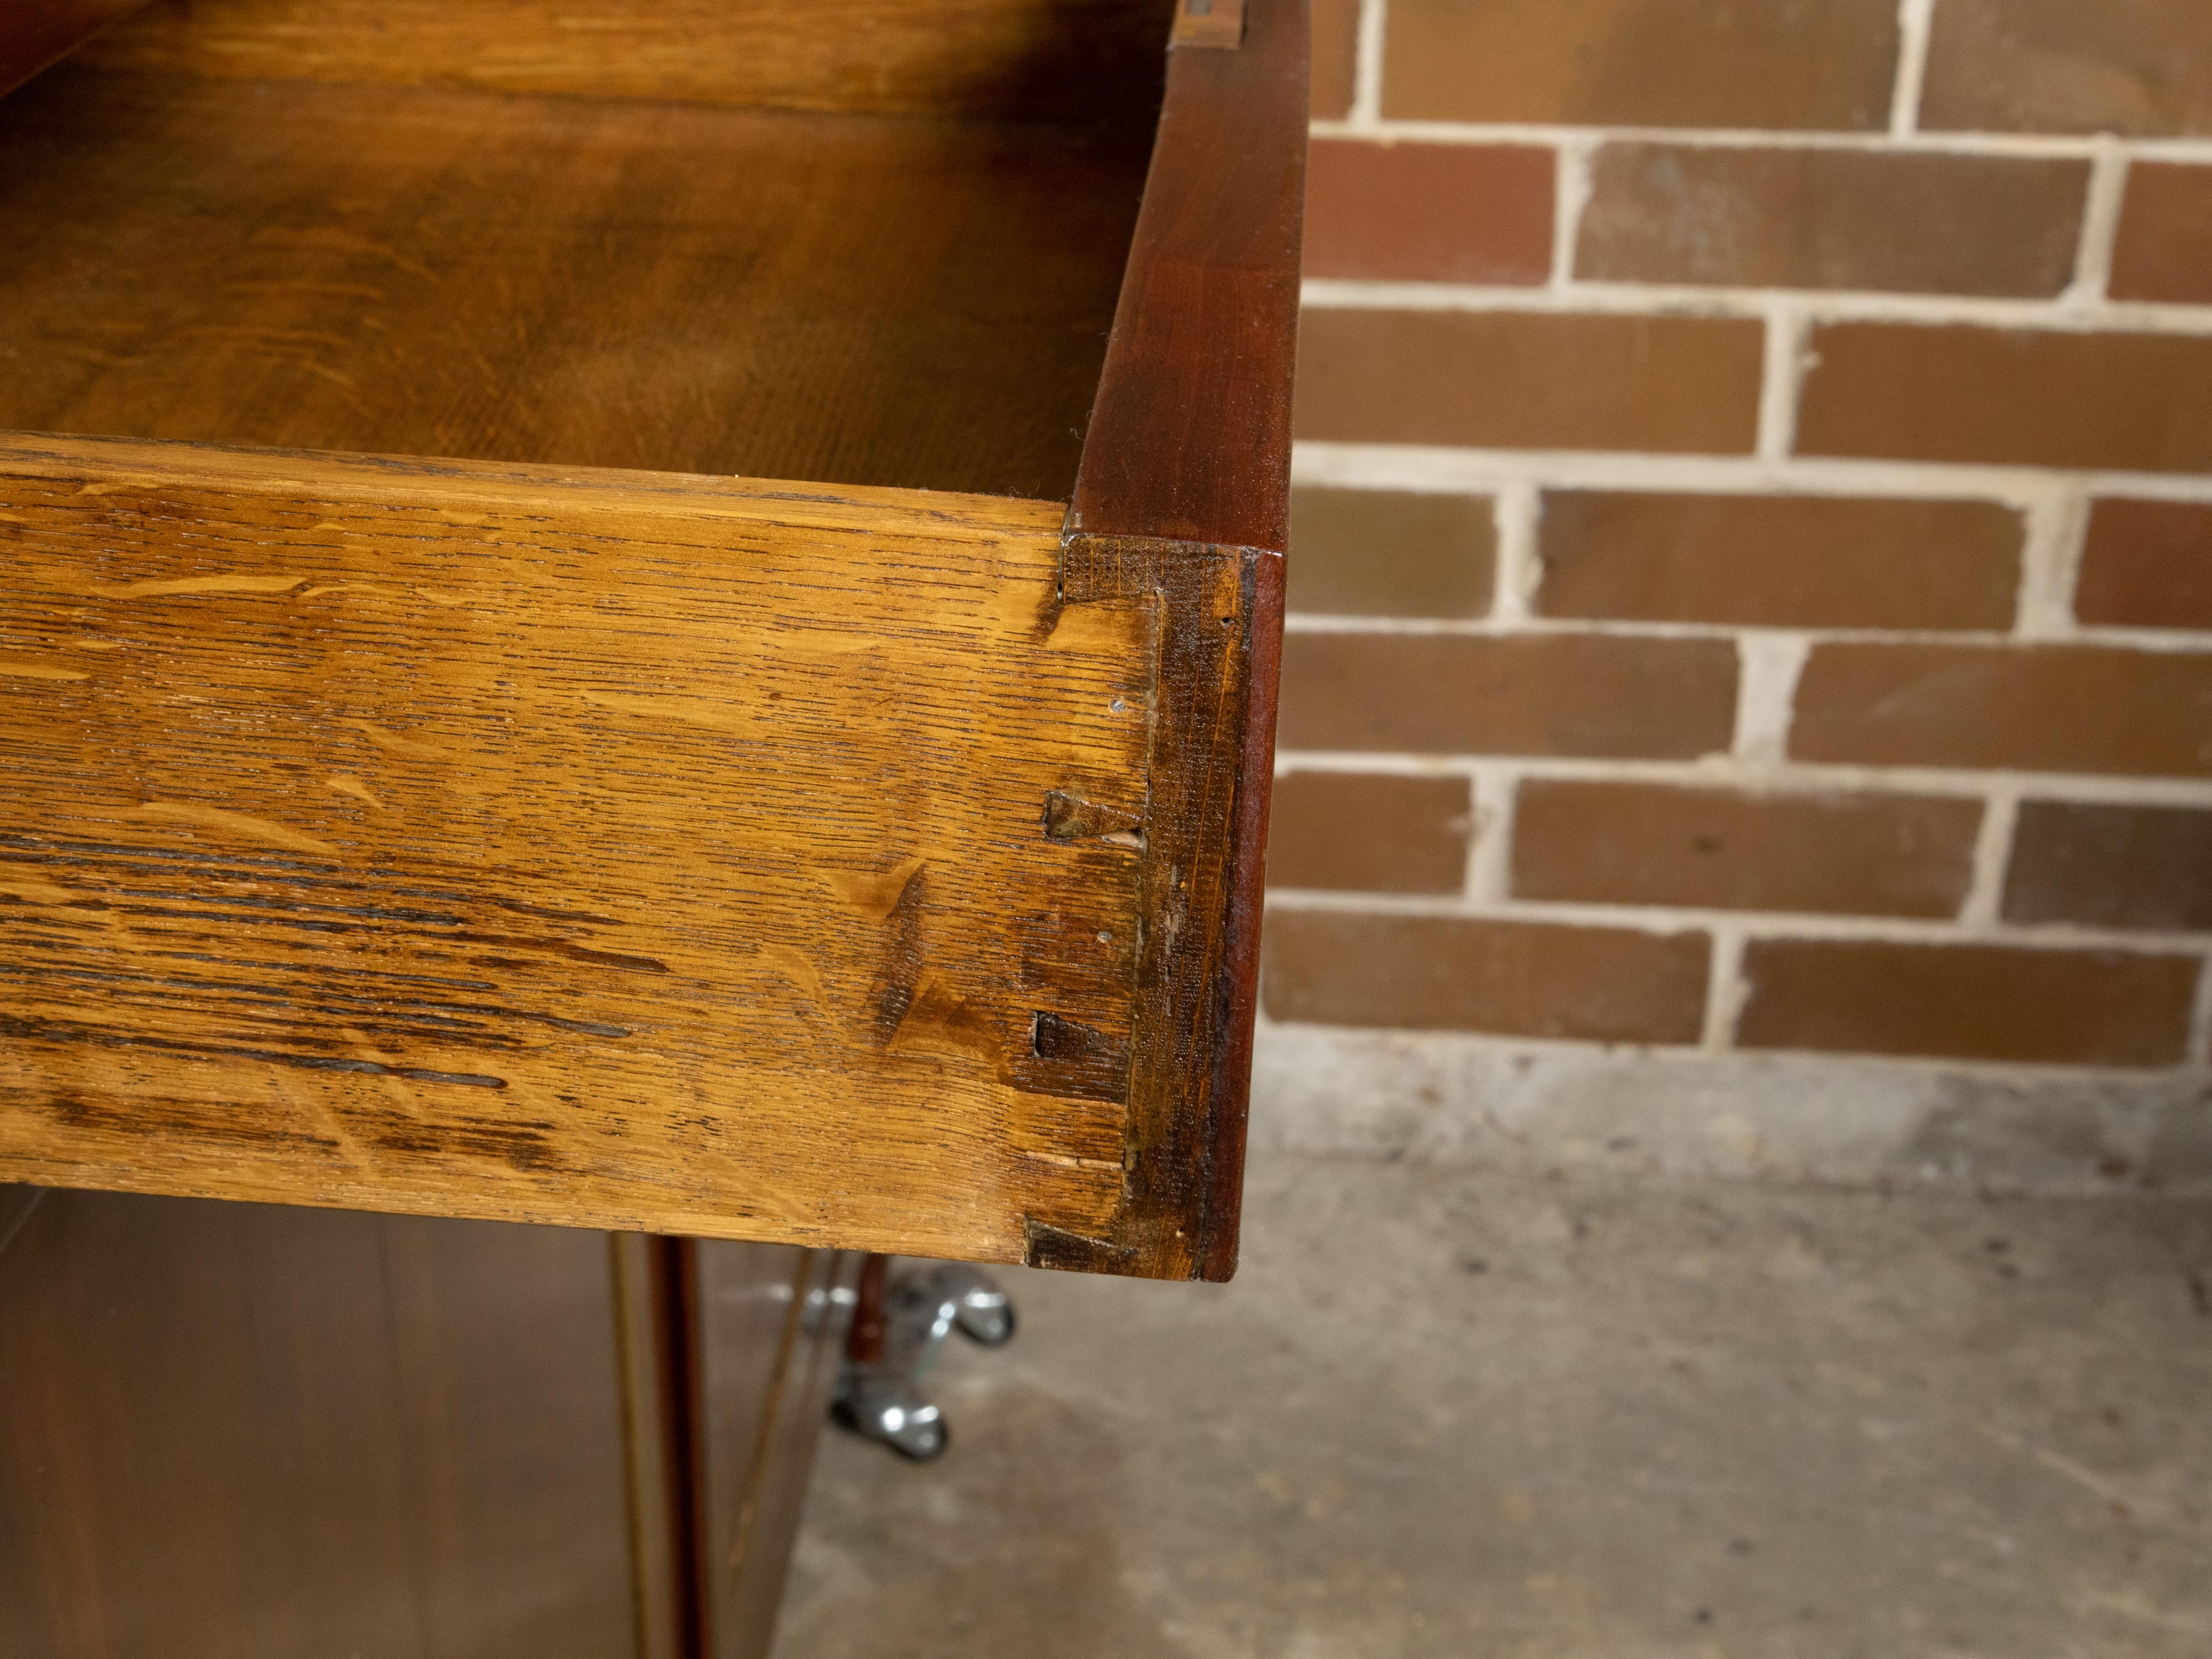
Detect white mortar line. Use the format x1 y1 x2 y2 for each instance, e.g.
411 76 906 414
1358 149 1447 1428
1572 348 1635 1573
1490 480 1541 622
1275 753 1481 780
1270 751 2212 808
1301 276 2212 332
1349 0 1386 130
2059 624 2212 650
2015 484 2091 639
1889 0 1936 139
1755 303 1811 461
1279 612 2212 654
1305 117 2212 164
2065 139 2131 307
1263 888 2212 952
2189 958 2212 1067
1730 634 1811 765
1292 441 2212 507
1701 926 1749 1052
1551 134 1596 290
1463 763 1517 904
1251 1009 2212 1081
1960 789 2018 928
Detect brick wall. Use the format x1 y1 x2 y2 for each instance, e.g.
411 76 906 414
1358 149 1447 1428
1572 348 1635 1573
1264 0 2212 1156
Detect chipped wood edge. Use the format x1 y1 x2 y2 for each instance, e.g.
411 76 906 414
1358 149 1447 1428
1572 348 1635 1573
1025 531 1281 1282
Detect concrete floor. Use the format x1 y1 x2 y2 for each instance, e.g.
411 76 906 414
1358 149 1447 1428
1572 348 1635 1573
772 1148 2212 1659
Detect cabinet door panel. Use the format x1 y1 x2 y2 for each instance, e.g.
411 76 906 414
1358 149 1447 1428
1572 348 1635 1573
695 1244 862 1659
0 1187 642 1659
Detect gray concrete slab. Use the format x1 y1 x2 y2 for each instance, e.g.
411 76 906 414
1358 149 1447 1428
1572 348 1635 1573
773 1149 2212 1659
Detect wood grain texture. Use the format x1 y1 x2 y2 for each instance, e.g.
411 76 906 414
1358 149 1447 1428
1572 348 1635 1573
0 1187 645 1659
0 66 1148 499
0 0 144 97
1030 535 1277 1281
1070 0 1309 552
79 0 1175 124
0 435 1165 1266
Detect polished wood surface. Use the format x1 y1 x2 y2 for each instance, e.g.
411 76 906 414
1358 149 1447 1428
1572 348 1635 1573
0 0 143 97
80 0 1174 124
0 1187 643 1658
0 65 1148 498
1071 0 1309 552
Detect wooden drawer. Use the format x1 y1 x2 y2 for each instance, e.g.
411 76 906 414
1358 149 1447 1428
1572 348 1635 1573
0 0 1305 1279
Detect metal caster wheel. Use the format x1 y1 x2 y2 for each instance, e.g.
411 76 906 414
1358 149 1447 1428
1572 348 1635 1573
833 1256 1015 1459
833 1394 948 1462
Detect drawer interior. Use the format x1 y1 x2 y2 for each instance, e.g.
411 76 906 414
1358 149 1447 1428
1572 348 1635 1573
0 0 1173 499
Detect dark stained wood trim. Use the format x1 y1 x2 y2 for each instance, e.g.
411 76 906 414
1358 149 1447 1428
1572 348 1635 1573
1068 0 1308 554
0 0 147 98
1045 0 1303 1280
1028 533 1277 1282
1198 541 1280 1281
661 1238 711 1659
845 1253 890 1363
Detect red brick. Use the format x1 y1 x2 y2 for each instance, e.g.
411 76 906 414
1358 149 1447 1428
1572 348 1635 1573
1289 487 1495 619
1535 491 2023 630
1796 323 2212 473
1791 644 2212 778
2076 499 2212 632
1310 0 1359 119
1305 140 1553 285
1280 632 1739 759
1736 938 2199 1066
1512 782 1981 918
1383 0 1898 131
2110 163 2212 304
2004 801 2212 931
1578 145 2086 298
1296 310 1765 455
1262 909 1709 1044
1922 0 2212 137
1267 772 1473 895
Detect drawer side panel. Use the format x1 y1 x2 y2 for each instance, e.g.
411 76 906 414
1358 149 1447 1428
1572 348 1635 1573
0 436 1157 1267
